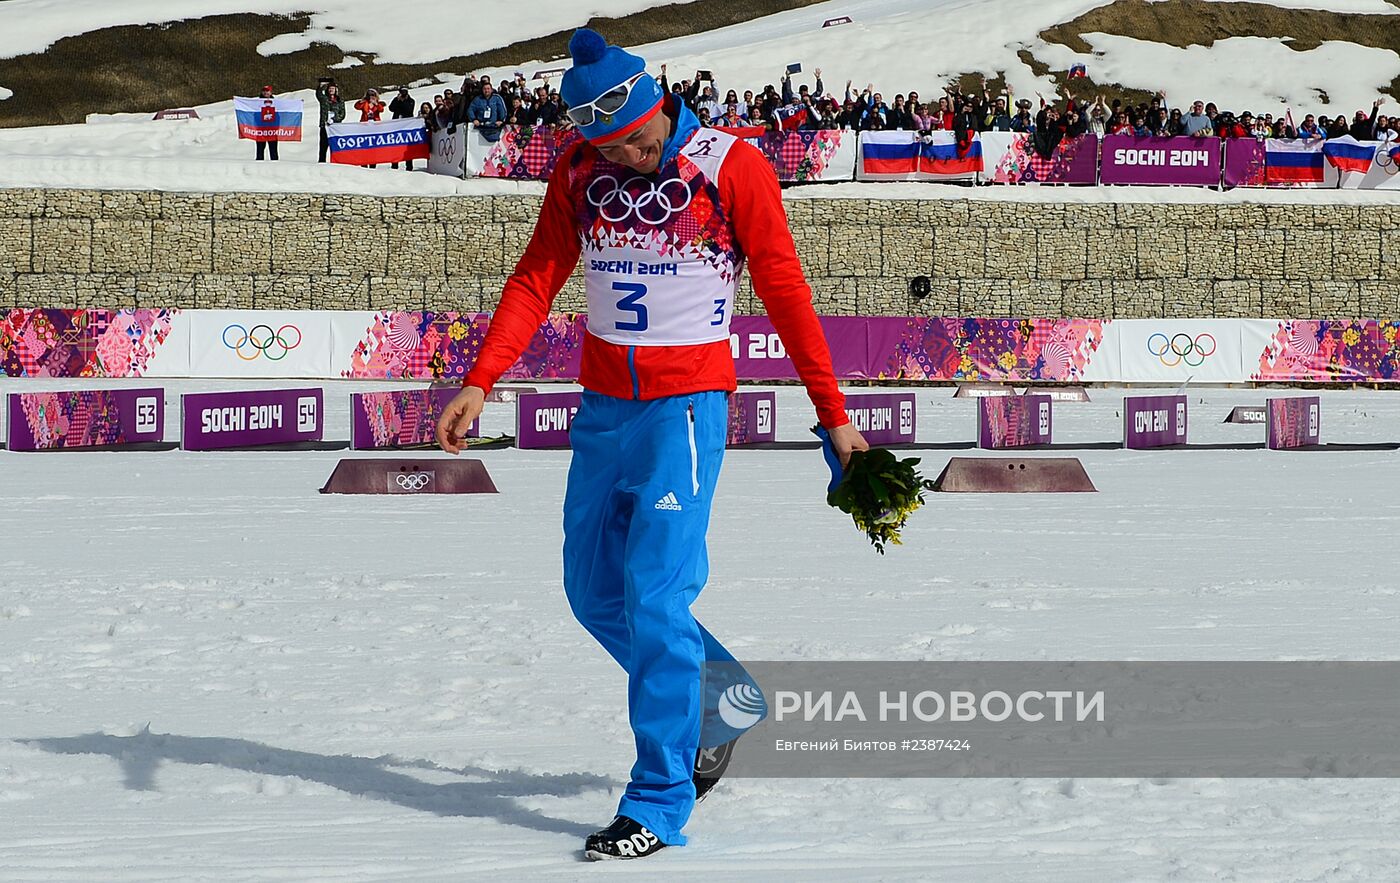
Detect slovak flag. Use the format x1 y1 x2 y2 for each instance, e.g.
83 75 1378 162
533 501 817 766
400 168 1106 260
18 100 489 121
234 97 303 142
1068 64 1087 79
1321 135 1375 175
326 118 430 165
774 103 809 131
1264 138 1325 184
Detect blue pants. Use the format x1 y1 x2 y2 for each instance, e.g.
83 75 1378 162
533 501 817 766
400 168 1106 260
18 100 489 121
563 390 756 845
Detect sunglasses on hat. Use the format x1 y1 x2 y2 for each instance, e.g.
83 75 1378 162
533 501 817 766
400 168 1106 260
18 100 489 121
566 72 646 127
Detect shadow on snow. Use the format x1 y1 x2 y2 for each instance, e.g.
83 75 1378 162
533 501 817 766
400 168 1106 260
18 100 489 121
22 728 610 838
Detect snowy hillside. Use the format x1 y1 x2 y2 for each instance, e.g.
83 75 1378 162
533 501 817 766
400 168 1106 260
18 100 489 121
0 0 1396 115
0 0 1398 195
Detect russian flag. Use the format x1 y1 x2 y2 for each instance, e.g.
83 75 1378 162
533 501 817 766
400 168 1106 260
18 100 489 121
1322 135 1375 175
862 132 981 177
1068 64 1087 79
1390 143 1400 164
775 104 809 131
327 118 430 165
233 97 303 142
1264 138 1324 184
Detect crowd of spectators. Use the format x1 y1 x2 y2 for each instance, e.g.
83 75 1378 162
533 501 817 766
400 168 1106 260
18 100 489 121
298 67 1398 171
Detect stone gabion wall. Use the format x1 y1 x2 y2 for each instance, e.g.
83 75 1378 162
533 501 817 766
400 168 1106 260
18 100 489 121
0 187 1396 318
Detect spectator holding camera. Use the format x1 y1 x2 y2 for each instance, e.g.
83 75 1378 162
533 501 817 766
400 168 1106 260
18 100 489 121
356 88 385 121
982 95 1013 131
468 81 508 142
315 78 345 163
419 101 438 133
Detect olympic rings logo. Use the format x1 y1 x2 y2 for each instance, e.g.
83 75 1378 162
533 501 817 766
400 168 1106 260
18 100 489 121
396 473 432 491
223 324 302 361
585 174 695 225
1147 332 1216 367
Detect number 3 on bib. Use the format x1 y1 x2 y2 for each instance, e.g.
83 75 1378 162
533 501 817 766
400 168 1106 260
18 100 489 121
613 281 648 332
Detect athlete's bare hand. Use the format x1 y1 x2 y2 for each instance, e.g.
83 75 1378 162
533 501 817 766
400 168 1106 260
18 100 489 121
828 422 869 469
436 386 486 455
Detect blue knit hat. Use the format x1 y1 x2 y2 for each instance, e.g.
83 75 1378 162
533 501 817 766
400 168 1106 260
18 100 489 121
560 28 664 144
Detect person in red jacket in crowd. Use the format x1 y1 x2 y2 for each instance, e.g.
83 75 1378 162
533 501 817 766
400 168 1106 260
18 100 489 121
352 89 386 167
436 28 866 862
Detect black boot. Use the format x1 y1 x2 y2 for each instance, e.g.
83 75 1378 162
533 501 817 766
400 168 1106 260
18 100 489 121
693 736 739 802
584 815 668 861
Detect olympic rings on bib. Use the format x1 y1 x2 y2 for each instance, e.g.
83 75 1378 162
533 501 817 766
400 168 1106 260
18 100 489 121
585 174 695 225
1147 332 1216 368
223 323 302 361
396 473 431 490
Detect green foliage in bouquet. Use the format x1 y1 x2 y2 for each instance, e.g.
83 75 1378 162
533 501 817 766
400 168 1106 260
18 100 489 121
826 448 932 554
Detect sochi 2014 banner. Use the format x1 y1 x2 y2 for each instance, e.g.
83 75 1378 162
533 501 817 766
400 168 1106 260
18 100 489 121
233 97 304 142
1099 135 1220 186
980 132 1098 185
327 118 430 166
475 125 583 179
857 131 981 182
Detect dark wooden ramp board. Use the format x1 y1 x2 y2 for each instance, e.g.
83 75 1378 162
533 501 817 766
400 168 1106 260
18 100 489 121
1038 386 1091 402
320 458 498 495
1224 406 1267 424
954 383 1017 398
932 457 1097 493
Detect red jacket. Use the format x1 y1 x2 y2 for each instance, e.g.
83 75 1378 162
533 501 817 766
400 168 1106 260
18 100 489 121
463 123 849 429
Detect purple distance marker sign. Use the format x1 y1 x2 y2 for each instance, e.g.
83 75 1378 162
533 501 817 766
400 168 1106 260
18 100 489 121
1267 396 1320 450
843 392 916 446
1124 395 1188 449
6 387 164 451
516 391 581 449
181 388 323 450
727 391 776 446
350 388 478 450
978 394 1052 449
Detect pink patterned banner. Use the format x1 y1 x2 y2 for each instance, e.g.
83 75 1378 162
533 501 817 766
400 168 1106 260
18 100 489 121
752 129 854 183
478 126 584 179
6 387 164 450
1252 320 1400 383
350 388 478 449
871 317 1106 382
1 309 178 377
343 311 585 381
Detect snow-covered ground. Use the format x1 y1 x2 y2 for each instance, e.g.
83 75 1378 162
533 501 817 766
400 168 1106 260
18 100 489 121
4 380 1400 880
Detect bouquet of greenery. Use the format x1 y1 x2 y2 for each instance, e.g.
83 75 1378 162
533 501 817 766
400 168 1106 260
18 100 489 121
813 426 933 554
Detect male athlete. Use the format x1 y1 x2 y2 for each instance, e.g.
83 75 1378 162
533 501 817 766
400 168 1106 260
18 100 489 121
436 28 867 860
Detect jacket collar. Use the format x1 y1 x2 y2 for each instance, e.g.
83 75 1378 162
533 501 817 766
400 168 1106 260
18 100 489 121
657 93 700 170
